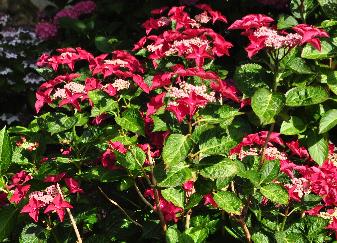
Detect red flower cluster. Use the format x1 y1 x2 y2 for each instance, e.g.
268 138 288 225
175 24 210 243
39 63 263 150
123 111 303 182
229 14 329 58
7 171 82 222
35 48 145 113
133 4 232 68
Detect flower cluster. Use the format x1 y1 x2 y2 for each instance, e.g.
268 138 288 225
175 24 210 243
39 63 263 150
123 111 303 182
228 14 329 58
35 48 145 113
35 0 96 40
133 4 232 68
7 171 82 222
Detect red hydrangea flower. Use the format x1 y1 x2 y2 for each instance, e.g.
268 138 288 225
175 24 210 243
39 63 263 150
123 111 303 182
44 194 73 222
203 193 218 208
10 184 31 204
64 178 83 194
210 79 241 103
146 92 166 117
292 24 329 51
44 172 67 183
21 197 42 222
228 14 274 32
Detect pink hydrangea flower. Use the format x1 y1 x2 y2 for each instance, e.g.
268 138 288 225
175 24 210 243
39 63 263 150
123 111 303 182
35 22 58 40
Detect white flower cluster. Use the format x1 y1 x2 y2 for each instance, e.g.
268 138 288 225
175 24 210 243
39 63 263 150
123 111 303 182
167 81 216 102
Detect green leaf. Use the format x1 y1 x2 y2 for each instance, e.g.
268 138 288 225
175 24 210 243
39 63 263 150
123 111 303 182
19 223 49 243
166 226 181 243
200 159 238 180
183 227 208 243
260 160 280 185
0 206 17 241
95 36 114 52
290 0 316 20
88 90 118 117
252 232 270 243
161 188 185 208
157 164 193 187
325 70 337 95
306 131 328 165
233 63 270 97
198 135 236 157
319 109 337 134
0 127 12 174
45 113 78 135
301 39 337 59
152 115 168 132
115 109 145 136
162 134 193 168
287 57 313 74
280 116 306 135
213 191 243 215
318 0 337 18
260 184 288 205
116 145 145 171
277 15 298 29
252 88 285 125
285 86 329 107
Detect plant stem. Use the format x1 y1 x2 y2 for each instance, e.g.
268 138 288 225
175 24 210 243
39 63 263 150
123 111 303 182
98 186 142 228
134 181 155 211
280 206 289 231
147 146 167 233
56 184 82 243
238 217 252 243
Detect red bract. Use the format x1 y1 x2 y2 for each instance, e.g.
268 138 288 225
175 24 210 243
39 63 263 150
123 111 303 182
101 149 120 171
210 79 241 103
186 44 213 67
146 92 166 117
228 14 274 32
109 141 128 154
0 192 8 207
10 185 31 204
58 89 83 111
203 194 218 208
21 197 41 222
327 218 337 239
44 194 73 222
9 170 32 188
44 172 67 183
196 4 227 23
64 178 83 194
286 140 310 159
292 24 329 51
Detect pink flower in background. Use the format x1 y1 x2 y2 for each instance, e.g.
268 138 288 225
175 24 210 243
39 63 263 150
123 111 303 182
44 194 73 222
54 7 79 23
73 1 96 15
35 22 58 40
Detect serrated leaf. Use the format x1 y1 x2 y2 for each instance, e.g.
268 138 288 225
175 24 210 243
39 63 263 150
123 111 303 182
233 63 270 97
306 131 328 165
252 88 284 125
290 0 315 20
116 145 145 171
287 57 313 74
301 39 337 59
318 0 337 18
183 227 208 243
200 159 237 180
260 184 288 205
280 116 306 135
115 109 145 136
157 165 193 187
319 109 337 134
46 113 78 135
152 116 168 132
252 232 270 243
285 86 329 107
161 188 185 208
0 127 12 174
260 160 280 185
19 223 49 243
166 227 181 243
162 134 193 168
213 191 243 215
277 15 298 29
325 70 337 95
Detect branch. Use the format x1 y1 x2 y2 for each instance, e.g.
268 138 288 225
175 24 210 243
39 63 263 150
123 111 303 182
98 186 143 228
56 184 82 243
134 181 155 211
